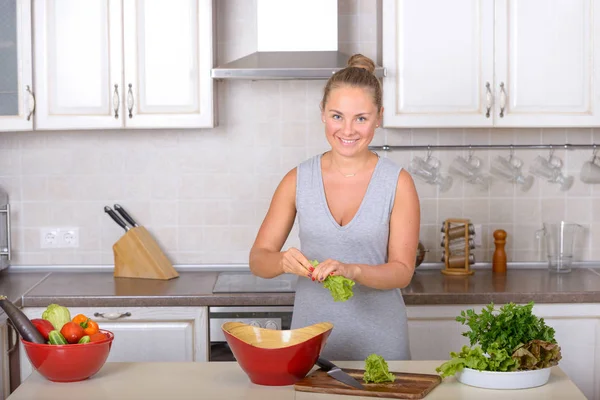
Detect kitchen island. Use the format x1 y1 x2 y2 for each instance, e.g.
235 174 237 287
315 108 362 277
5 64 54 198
6 360 586 400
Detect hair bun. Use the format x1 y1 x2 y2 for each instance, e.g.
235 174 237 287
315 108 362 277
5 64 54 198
347 54 376 74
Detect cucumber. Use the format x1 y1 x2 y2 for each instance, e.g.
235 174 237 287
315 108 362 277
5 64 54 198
78 335 90 344
48 330 68 345
0 296 45 344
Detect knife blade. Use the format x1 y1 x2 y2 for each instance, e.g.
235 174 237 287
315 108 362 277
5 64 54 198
114 204 139 227
104 206 130 232
316 357 365 390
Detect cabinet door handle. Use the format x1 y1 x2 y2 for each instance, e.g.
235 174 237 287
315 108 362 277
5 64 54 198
485 82 492 118
26 85 35 121
113 84 120 119
499 82 506 118
127 83 134 118
94 311 131 320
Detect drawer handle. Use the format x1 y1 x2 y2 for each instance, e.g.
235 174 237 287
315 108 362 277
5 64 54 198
94 312 131 320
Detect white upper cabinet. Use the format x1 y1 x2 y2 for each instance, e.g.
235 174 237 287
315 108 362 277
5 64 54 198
383 0 494 128
494 0 600 127
383 0 600 128
34 0 123 130
0 0 34 132
34 0 214 130
123 0 214 128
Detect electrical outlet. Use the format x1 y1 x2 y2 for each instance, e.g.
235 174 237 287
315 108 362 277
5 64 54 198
473 224 483 247
40 227 79 248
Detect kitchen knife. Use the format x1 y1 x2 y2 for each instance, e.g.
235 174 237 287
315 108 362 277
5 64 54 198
104 206 130 232
316 357 365 390
114 204 139 227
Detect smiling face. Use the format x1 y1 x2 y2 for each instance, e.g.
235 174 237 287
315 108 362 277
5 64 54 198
322 85 382 157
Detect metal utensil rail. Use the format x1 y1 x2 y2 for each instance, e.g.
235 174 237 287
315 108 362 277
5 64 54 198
370 143 599 151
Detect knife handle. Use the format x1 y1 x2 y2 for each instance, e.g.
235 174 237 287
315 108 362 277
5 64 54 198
316 357 336 371
114 204 138 227
104 206 129 232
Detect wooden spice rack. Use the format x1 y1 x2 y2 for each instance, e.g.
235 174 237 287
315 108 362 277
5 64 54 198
441 218 475 276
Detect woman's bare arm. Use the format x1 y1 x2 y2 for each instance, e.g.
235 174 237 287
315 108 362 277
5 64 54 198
249 168 313 279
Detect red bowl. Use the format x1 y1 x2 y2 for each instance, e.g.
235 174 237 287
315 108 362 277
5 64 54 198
21 329 114 382
222 321 332 386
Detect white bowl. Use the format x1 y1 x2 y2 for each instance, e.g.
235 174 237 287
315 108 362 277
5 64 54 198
456 367 552 390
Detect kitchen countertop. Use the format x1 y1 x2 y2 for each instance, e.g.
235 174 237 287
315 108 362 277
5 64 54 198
0 271 51 306
10 267 600 308
6 361 586 400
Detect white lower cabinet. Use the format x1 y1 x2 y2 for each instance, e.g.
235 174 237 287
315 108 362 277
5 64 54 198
407 303 600 400
19 306 208 383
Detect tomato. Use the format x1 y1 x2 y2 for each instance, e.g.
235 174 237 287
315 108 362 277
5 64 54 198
60 321 85 344
89 332 108 342
31 319 55 341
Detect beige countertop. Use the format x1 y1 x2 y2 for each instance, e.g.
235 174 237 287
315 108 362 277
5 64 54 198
6 361 586 400
12 267 600 308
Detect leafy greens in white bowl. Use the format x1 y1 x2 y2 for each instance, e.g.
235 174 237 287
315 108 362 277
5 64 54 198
436 302 562 390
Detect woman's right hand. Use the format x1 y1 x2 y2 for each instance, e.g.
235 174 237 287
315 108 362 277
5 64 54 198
280 247 314 279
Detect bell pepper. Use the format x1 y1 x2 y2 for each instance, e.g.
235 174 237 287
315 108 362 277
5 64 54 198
31 318 55 341
83 319 99 336
72 314 99 336
89 332 108 342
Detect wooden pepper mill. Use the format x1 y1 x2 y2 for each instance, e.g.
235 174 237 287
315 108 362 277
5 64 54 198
492 229 507 274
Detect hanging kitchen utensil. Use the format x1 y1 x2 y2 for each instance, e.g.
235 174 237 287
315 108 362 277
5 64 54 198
114 204 139 227
104 206 178 281
316 357 364 390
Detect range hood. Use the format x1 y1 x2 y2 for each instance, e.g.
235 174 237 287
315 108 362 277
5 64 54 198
211 0 385 80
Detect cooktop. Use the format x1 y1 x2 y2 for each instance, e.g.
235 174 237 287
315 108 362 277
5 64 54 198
212 272 298 293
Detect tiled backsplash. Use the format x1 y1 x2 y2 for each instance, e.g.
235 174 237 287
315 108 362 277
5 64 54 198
1 0 599 266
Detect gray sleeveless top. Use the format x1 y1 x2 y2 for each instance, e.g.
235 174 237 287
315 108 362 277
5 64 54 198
290 153 411 361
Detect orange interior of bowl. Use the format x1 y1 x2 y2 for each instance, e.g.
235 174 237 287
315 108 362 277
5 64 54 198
222 322 333 349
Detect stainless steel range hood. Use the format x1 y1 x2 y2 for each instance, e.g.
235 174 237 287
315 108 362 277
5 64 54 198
211 51 386 80
211 0 385 80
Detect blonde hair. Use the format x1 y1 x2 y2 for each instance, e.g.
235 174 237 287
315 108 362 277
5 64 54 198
321 54 382 111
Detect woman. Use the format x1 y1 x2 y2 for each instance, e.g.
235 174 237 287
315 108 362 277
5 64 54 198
249 54 420 361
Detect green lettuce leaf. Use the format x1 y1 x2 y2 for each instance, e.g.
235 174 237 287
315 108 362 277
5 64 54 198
310 260 355 302
42 304 71 331
436 345 486 378
363 354 395 383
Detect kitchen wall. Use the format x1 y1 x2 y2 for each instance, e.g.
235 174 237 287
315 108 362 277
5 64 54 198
1 0 599 266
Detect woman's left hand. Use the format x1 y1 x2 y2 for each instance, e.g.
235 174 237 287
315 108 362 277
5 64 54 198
312 259 360 282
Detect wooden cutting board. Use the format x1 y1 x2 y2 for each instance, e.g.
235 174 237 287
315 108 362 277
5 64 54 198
294 368 442 399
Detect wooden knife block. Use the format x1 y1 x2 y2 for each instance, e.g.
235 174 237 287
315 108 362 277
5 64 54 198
113 226 179 280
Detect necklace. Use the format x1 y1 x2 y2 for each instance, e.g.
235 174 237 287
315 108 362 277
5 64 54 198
328 152 380 178
331 158 363 178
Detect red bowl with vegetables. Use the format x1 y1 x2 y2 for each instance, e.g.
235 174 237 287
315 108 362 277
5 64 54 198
21 329 114 382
